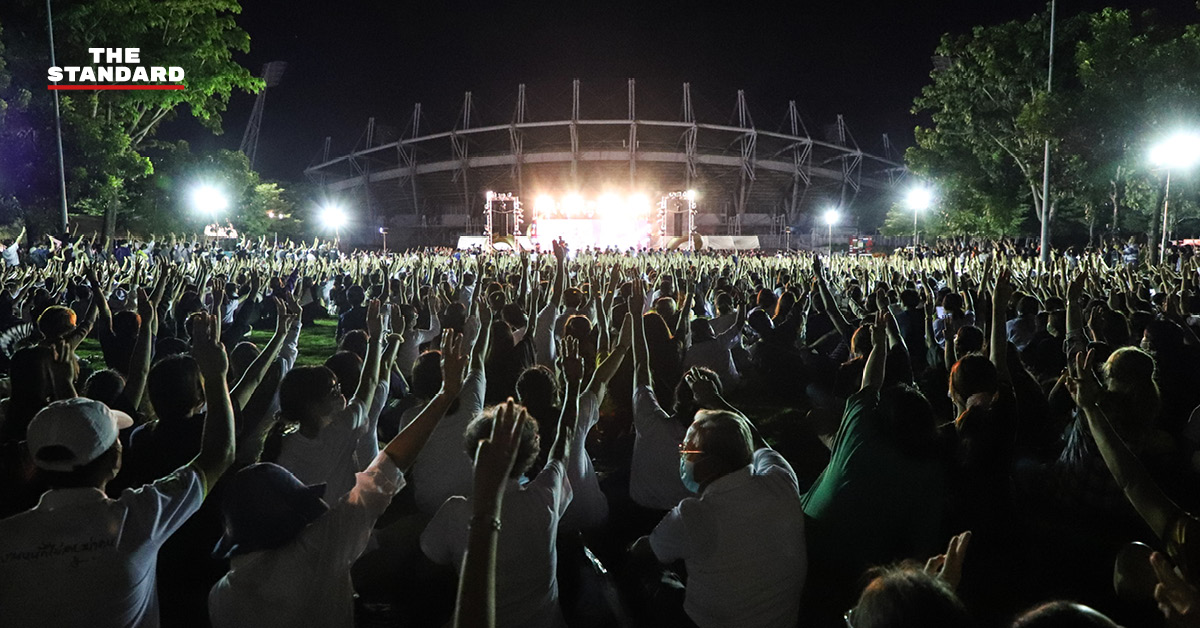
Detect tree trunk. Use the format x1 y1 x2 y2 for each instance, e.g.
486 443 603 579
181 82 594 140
104 198 119 241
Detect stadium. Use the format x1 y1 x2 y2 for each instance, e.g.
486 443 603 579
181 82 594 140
305 80 908 250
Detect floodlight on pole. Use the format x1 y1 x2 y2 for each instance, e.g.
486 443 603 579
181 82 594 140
824 208 840 256
321 205 348 242
191 185 228 217
906 186 934 247
1151 132 1200 262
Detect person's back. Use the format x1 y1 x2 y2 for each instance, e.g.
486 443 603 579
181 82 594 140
652 448 806 628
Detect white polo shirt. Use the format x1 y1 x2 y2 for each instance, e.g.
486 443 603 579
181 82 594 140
405 369 486 515
630 385 693 510
277 398 370 500
209 452 405 628
0 466 205 628
421 459 572 628
649 449 807 628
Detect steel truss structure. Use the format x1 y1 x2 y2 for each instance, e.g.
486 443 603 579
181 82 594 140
305 80 907 247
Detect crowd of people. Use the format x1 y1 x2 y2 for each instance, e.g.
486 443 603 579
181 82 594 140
2 231 1200 628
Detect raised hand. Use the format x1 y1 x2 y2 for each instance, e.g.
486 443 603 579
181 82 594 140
440 331 467 398
558 335 584 386
1151 552 1200 625
191 313 229 377
366 299 383 339
473 398 527 505
871 309 890 348
924 530 971 592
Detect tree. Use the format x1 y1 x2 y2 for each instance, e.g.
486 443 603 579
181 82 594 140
907 5 1200 253
1 0 261 235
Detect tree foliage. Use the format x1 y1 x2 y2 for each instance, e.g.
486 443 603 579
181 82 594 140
0 0 261 235
905 5 1200 244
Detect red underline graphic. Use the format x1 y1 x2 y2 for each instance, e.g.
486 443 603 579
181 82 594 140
47 84 185 91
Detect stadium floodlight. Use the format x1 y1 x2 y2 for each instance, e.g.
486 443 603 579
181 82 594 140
191 185 228 217
1150 132 1200 170
906 186 934 212
320 205 348 230
906 185 934 247
1150 132 1200 262
824 208 840 257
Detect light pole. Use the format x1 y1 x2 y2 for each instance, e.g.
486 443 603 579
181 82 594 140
1150 132 1200 263
784 226 792 251
906 186 933 247
824 208 840 257
47 0 68 233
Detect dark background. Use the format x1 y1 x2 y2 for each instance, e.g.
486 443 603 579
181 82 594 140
164 0 1192 182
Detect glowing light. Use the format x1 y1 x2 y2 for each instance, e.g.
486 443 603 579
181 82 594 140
597 193 623 218
191 185 228 216
563 193 585 217
1150 132 1200 170
485 190 495 200
321 205 348 230
824 208 840 226
535 195 556 214
628 193 650 215
906 186 934 211
686 189 697 202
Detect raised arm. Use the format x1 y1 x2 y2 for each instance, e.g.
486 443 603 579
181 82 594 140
549 336 583 464
352 300 385 408
586 312 632 400
454 399 526 628
861 310 890 392
383 332 465 469
230 298 295 411
631 282 652 390
125 289 157 413
188 314 236 494
470 298 492 373
990 269 1013 383
1070 349 1181 540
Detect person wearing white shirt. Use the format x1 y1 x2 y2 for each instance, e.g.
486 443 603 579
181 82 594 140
636 399 806 628
420 338 585 628
683 310 745 392
629 283 694 511
275 300 388 500
209 333 468 628
0 316 236 628
403 303 491 515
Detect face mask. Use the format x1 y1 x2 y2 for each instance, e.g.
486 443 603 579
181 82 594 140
679 457 701 493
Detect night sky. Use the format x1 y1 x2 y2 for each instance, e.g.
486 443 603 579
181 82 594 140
165 0 1193 182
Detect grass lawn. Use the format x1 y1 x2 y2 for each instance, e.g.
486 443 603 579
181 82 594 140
76 317 342 368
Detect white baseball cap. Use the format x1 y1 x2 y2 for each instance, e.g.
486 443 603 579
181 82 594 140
26 398 134 472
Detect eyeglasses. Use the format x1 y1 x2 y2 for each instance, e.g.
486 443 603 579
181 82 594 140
678 444 704 458
844 607 856 627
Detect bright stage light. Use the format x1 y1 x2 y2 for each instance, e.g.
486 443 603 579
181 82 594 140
321 205 348 230
686 189 697 202
485 190 495 201
824 208 841 226
191 185 228 216
906 186 934 211
535 195 556 214
597 193 623 217
628 193 650 214
1151 132 1200 170
563 193 585 217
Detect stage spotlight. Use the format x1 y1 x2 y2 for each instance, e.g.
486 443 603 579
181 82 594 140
321 205 348 230
191 185 228 216
486 190 495 201
563 193 585 217
628 193 650 214
598 193 623 217
535 195 556 214
686 189 697 202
